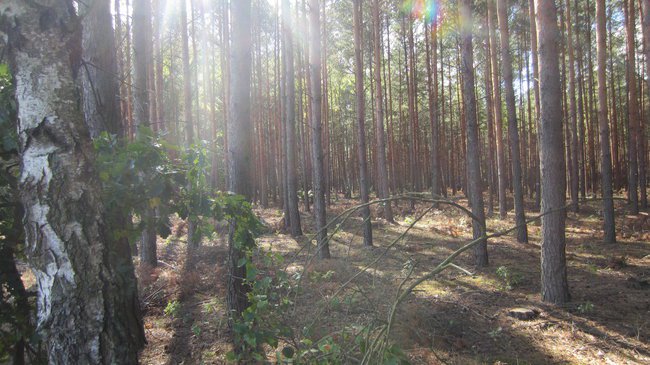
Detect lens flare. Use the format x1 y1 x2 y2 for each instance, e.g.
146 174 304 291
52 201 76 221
401 0 442 26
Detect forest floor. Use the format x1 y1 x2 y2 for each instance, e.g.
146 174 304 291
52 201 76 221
134 193 650 364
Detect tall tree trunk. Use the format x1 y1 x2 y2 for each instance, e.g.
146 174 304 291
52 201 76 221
373 0 394 222
596 0 617 242
77 0 145 353
221 0 231 187
309 0 330 259
227 0 253 328
153 0 166 133
625 0 641 214
640 0 650 208
528 0 541 210
133 0 158 267
79 0 122 138
536 0 571 304
180 0 194 145
565 0 580 212
180 0 199 250
283 0 303 237
487 0 508 219
496 0 528 243
426 19 440 199
485 23 497 216
353 0 373 247
2 1 145 361
460 0 488 267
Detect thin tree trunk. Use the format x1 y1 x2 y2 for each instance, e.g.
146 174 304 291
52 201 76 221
309 0 330 259
426 19 440 199
528 0 541 210
373 0 394 222
133 0 158 267
596 0 617 242
460 0 488 267
496 0 528 243
625 0 640 214
487 0 508 219
353 0 373 247
283 0 303 237
566 0 580 212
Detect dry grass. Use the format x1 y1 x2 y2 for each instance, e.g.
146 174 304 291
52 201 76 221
128 195 650 364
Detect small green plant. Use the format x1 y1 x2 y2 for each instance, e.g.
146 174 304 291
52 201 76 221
577 301 594 314
496 266 523 290
191 323 201 337
489 326 503 339
309 270 335 282
164 300 181 317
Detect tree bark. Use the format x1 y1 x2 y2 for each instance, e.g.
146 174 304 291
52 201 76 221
565 0 580 212
535 0 571 304
595 0 617 242
639 0 650 208
283 0 303 237
373 0 395 223
1 1 145 361
353 0 373 247
79 0 122 138
132 0 158 267
487 0 508 219
460 0 488 267
625 0 641 214
426 19 440 200
496 0 528 243
309 0 330 259
528 0 541 210
227 0 253 327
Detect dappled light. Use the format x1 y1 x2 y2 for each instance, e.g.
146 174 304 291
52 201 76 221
0 0 648 364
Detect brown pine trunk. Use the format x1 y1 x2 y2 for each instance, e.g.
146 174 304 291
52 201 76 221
80 0 122 138
227 0 253 328
625 0 640 214
180 0 199 249
536 0 570 304
373 0 394 222
460 0 488 267
353 0 373 246
528 0 541 210
309 0 330 258
496 0 528 243
133 0 158 267
485 23 497 216
426 19 440 199
283 0 303 237
487 0 508 219
639 0 650 208
596 0 617 242
566 0 580 212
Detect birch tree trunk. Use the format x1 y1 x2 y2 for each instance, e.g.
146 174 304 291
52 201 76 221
1 1 145 362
